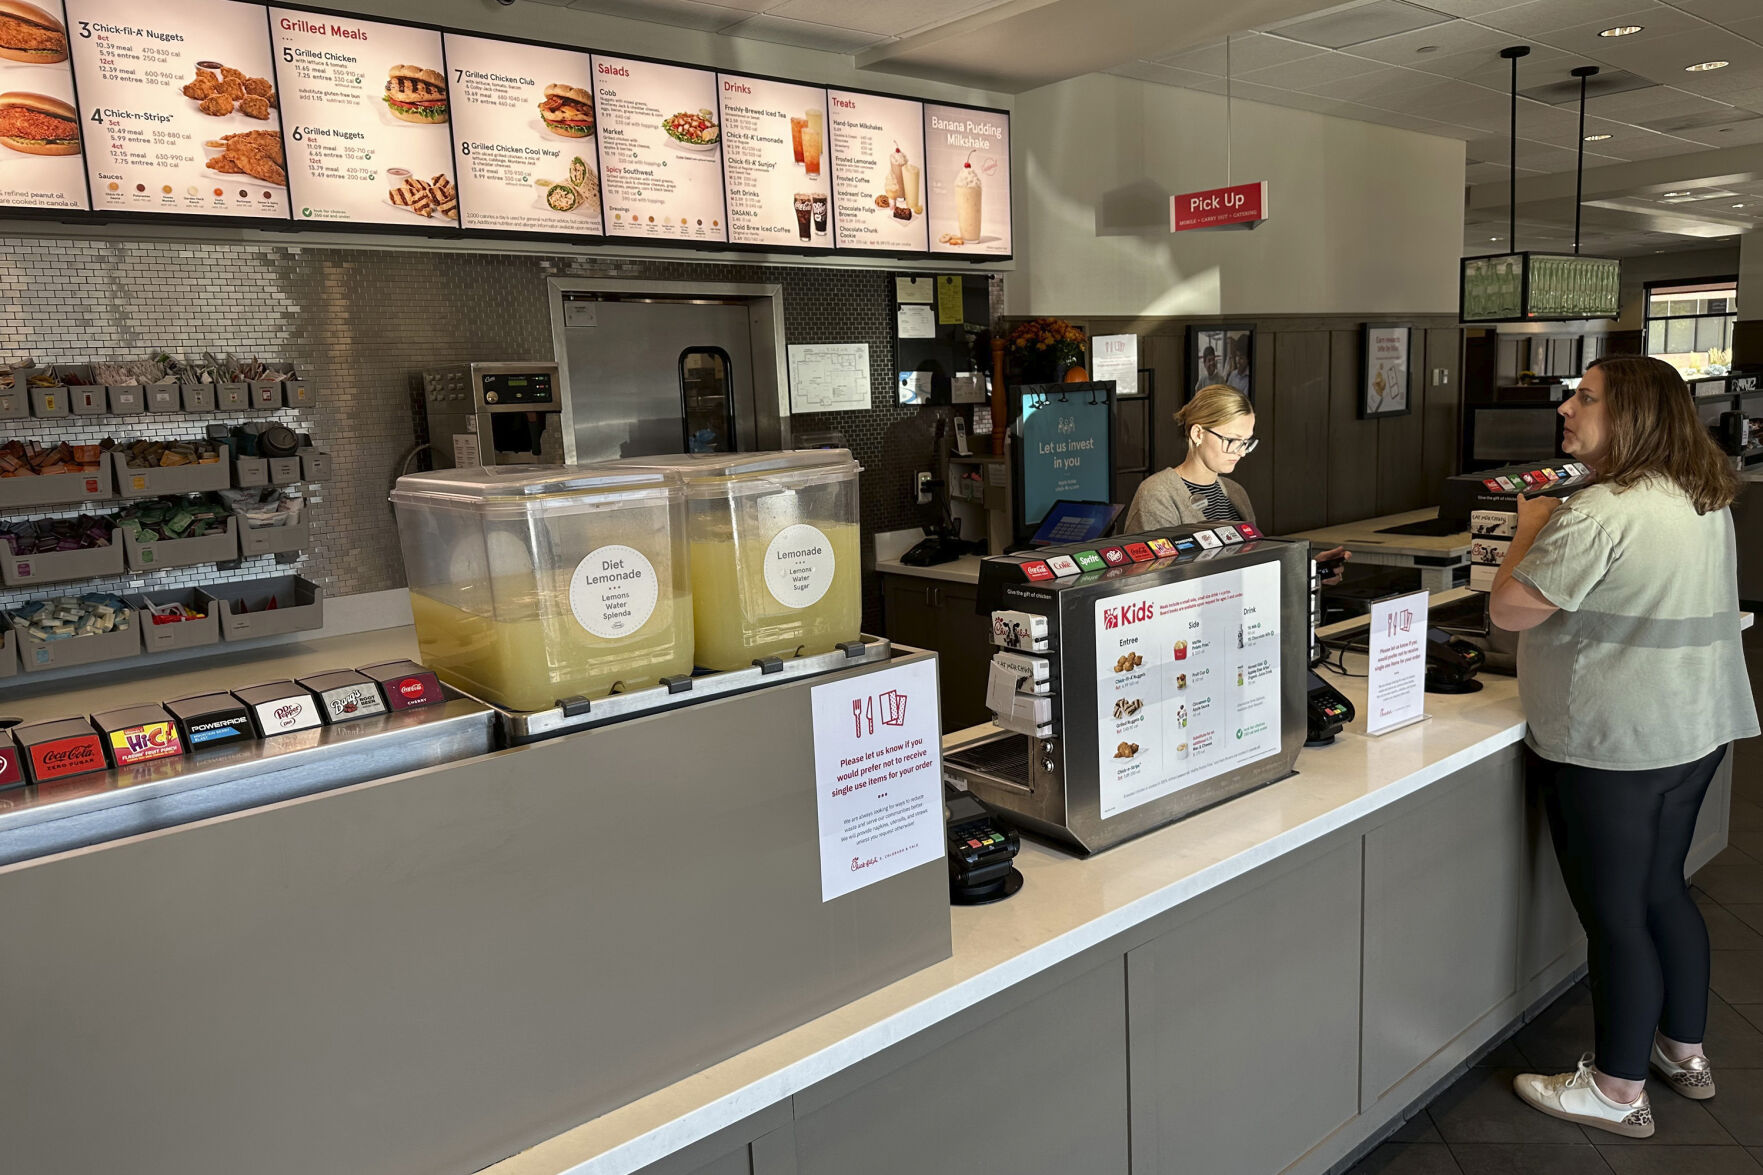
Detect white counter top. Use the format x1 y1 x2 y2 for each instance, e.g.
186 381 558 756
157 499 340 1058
873 555 986 585
1292 507 1471 558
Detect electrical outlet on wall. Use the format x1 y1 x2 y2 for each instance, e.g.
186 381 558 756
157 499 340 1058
916 471 933 505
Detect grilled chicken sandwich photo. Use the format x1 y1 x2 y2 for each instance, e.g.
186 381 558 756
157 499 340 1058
538 84 594 138
383 65 448 125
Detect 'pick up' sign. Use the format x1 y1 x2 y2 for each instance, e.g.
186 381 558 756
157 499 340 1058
1171 181 1269 232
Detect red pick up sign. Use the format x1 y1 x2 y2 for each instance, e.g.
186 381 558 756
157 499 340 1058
1171 181 1269 232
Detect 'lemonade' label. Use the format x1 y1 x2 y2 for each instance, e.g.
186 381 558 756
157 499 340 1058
764 524 835 609
570 545 659 639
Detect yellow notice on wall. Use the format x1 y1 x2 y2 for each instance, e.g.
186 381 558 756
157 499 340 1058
937 275 964 324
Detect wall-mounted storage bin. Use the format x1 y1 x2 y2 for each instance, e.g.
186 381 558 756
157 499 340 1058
28 385 67 417
282 379 316 408
122 516 238 571
248 380 281 409
13 620 140 673
67 386 106 416
0 467 110 510
145 384 181 413
299 451 332 481
128 588 222 653
217 383 250 411
200 575 324 641
106 386 146 414
110 450 231 498
237 515 307 557
180 383 216 413
0 388 27 420
233 456 268 488
267 457 303 485
0 529 124 587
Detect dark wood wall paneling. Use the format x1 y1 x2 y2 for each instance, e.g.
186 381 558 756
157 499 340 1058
1077 316 1463 536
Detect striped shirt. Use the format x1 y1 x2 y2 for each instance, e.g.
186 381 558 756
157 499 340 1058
1183 477 1238 523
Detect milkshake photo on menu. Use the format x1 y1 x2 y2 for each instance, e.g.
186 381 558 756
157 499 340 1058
925 103 1011 256
827 89 927 252
717 73 831 249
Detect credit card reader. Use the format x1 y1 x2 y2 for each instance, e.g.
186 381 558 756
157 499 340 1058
946 789 1023 905
1306 670 1355 746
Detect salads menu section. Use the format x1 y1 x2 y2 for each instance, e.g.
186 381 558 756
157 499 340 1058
442 33 600 236
925 103 1009 256
717 73 829 250
0 0 84 209
67 0 287 218
268 8 456 227
591 54 725 243
827 89 926 253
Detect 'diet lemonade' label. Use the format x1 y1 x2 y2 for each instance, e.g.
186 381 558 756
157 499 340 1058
764 524 835 609
570 545 659 639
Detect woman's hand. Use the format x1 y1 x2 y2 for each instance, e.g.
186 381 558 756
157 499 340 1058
1314 546 1350 587
1515 493 1561 534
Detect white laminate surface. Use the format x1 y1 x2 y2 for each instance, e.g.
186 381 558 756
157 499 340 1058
1292 508 1472 558
873 555 986 585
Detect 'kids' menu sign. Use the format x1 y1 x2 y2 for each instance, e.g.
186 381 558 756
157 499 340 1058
67 0 286 218
269 8 457 227
592 54 725 243
0 0 84 210
717 73 830 251
828 89 926 254
925 103 1009 256
442 33 601 237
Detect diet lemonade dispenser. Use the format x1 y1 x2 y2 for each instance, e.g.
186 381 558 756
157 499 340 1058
944 527 1309 854
390 465 694 712
610 451 862 671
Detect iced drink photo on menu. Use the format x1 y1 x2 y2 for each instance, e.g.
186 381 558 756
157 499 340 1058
828 89 927 251
803 109 822 178
717 72 830 249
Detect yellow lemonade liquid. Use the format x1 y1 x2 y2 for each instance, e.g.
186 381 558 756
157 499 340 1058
689 521 860 670
410 574 693 712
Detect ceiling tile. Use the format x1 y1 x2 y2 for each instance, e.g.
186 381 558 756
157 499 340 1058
1730 16 1763 45
1109 61 1228 93
1421 0 1533 15
1587 85 1736 118
1300 62 1445 100
1669 0 1763 24
1413 44 1577 89
764 0 958 37
1238 52 1393 93
719 12 887 51
1587 30 1763 82
1343 18 1514 64
1676 119 1763 146
565 0 757 28
1270 0 1452 50
1153 32 1324 75
1593 131 1703 159
1472 0 1672 38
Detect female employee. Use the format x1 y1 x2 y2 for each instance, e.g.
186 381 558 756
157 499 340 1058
1491 356 1757 1139
1122 384 1348 577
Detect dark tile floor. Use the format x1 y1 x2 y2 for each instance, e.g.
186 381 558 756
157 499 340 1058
1344 645 1763 1175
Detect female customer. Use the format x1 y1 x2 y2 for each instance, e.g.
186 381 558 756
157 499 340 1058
1491 356 1757 1139
1122 384 1347 576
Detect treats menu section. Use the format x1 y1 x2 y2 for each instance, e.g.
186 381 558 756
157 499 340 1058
592 54 725 243
268 8 456 227
442 33 600 237
0 0 84 209
827 89 926 253
925 103 1009 256
67 0 287 217
717 73 829 250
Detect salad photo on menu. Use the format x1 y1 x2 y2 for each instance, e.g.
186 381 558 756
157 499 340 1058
593 54 725 242
0 1 83 208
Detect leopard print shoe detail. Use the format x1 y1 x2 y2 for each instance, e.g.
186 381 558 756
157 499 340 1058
1622 1103 1655 1128
1651 1043 1717 1101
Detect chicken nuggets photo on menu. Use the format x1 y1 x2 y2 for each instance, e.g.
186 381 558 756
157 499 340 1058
239 95 270 120
217 77 245 101
243 76 272 99
198 94 232 117
219 66 244 83
182 76 216 101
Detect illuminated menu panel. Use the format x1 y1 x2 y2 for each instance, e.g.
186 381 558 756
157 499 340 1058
716 72 830 250
925 103 1009 256
0 0 84 210
67 0 286 217
592 54 725 242
443 32 600 237
269 7 457 228
827 89 926 253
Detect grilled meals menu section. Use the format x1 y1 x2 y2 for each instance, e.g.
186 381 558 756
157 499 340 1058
0 0 85 209
66 0 287 217
828 89 926 253
269 9 457 227
925 103 1009 256
717 73 829 250
442 33 600 237
592 54 725 243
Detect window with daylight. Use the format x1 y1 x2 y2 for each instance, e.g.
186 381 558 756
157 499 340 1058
1644 278 1738 373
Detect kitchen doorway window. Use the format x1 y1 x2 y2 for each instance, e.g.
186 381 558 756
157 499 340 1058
1645 277 1737 372
680 347 736 453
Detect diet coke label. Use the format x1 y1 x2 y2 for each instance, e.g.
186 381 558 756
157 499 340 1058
28 734 106 783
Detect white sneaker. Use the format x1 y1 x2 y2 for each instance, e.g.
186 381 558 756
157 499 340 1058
1513 1054 1655 1138
1650 1039 1717 1100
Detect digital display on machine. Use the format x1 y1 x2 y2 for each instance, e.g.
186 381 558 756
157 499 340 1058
481 371 553 403
1031 500 1120 547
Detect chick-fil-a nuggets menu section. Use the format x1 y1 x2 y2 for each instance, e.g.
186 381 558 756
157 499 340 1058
592 55 724 243
828 89 926 253
66 0 286 217
269 9 456 227
926 104 1009 256
0 0 85 210
717 73 830 250
443 33 600 237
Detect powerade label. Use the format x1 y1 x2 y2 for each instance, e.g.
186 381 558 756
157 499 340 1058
188 715 253 745
1073 550 1106 571
107 722 184 767
1174 538 1200 553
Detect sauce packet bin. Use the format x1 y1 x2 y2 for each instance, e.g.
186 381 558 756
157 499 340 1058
128 588 222 653
14 620 141 673
106 386 146 414
0 528 125 587
28 385 67 417
199 575 324 640
122 516 239 571
180 383 217 413
110 450 231 497
237 516 308 557
0 466 110 510
146 384 181 413
0 386 28 419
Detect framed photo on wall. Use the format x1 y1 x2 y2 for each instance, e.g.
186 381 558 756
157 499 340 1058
1187 324 1254 402
1360 324 1412 419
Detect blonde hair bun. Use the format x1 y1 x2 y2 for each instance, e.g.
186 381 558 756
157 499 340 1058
1179 385 1252 438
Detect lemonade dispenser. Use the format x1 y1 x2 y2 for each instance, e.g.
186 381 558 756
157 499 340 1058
390 465 694 712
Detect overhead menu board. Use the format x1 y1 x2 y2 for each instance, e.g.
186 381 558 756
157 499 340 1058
442 33 600 237
925 103 1009 256
717 72 830 250
66 0 287 218
827 89 926 254
0 0 84 210
269 8 456 227
592 54 725 243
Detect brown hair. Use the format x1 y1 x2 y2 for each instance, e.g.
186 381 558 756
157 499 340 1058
1178 385 1252 445
1585 355 1738 514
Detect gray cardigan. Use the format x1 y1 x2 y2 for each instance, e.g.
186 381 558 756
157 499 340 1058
1121 468 1257 532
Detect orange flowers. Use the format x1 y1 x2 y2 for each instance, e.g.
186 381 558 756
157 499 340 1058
1007 318 1086 368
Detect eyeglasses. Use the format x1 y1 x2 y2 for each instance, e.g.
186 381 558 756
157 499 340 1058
1204 427 1259 456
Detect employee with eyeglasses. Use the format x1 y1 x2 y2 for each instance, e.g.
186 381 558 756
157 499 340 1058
1123 384 1350 578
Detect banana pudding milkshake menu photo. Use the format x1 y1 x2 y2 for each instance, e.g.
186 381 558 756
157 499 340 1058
442 33 600 236
925 103 1009 255
0 0 83 209
592 54 725 242
716 72 830 250
828 88 926 253
268 9 455 226
66 0 287 217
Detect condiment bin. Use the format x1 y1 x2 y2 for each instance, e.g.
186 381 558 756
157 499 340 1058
607 450 861 671
282 377 317 408
0 386 27 420
198 575 325 641
180 383 216 413
110 448 231 497
28 384 67 417
300 450 332 481
127 588 222 653
145 383 181 413
0 525 124 587
0 464 111 509
238 515 308 557
68 385 106 416
233 456 269 488
216 382 250 411
248 380 281 409
106 386 146 414
267 457 303 485
8 597 140 673
122 515 239 571
390 464 694 712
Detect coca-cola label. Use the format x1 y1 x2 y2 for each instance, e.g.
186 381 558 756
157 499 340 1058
384 672 443 710
321 685 386 723
0 742 22 788
252 697 319 735
107 722 185 767
27 734 106 782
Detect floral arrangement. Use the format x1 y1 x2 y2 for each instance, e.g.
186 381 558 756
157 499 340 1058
1007 317 1086 377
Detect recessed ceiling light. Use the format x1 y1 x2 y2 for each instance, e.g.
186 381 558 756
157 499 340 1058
1415 45 1438 53
1662 190 1690 197
1489 236 1501 241
1685 60 1730 72
1599 25 1643 38
1584 133 1612 141
1734 203 1748 208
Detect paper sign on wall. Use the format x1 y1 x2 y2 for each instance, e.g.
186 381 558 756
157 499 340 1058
788 343 871 412
811 658 945 902
1092 334 1138 397
1366 590 1429 736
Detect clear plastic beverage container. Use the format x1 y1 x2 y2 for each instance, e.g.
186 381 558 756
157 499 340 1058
607 451 861 671
389 465 693 712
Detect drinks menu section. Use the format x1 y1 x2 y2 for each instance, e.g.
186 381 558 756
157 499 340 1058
592 54 725 243
442 33 600 237
269 9 456 227
66 0 286 218
925 103 1008 256
717 73 829 250
828 89 925 253
0 0 84 209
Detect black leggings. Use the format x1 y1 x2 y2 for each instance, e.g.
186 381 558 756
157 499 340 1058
1534 745 1726 1081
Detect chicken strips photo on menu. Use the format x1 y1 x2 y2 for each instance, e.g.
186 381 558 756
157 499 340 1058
206 130 285 186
